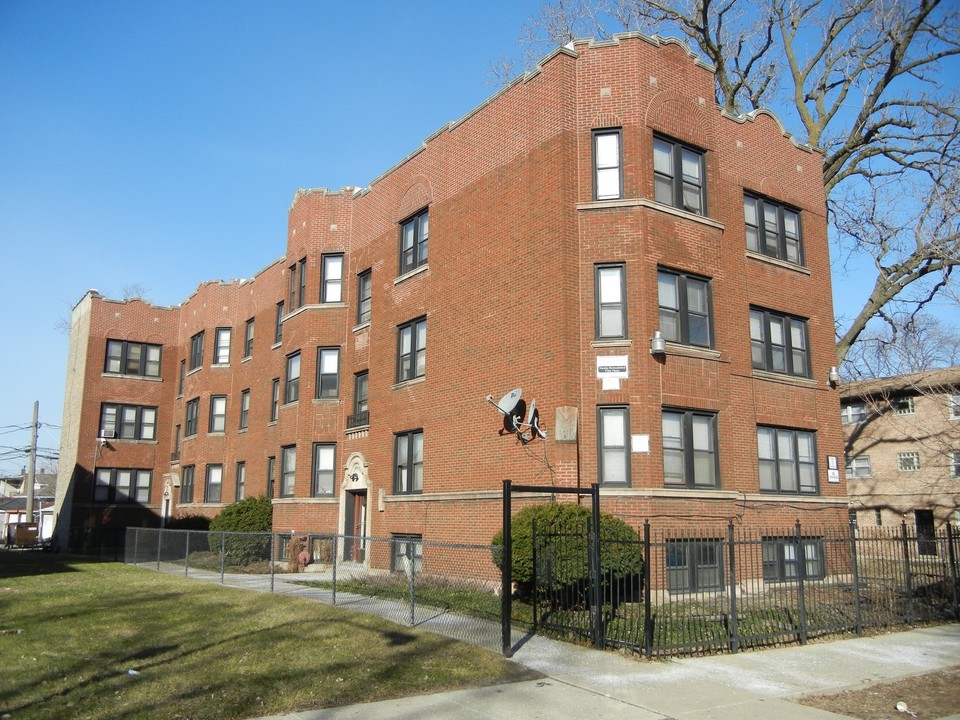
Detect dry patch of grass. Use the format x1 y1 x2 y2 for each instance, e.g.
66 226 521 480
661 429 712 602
0 552 537 720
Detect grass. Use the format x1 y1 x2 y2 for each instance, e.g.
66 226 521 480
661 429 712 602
0 551 538 720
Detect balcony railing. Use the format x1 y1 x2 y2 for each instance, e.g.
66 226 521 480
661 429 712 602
346 410 369 429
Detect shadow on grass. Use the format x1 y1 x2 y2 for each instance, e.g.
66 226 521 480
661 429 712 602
0 550 91 579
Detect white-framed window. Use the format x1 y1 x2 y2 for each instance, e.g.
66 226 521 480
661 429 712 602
593 128 622 200
949 394 960 420
185 398 200 437
316 347 340 398
208 395 227 433
658 268 712 348
762 537 825 581
235 461 246 501
243 318 254 358
280 445 297 497
214 327 231 365
397 318 426 382
898 451 920 472
845 454 872 478
270 379 280 422
239 389 250 429
322 254 343 303
394 430 423 494
757 426 818 494
104 339 162 378
663 409 718 488
892 396 915 415
204 464 223 503
598 406 630 486
357 269 372 324
93 468 151 504
285 351 301 403
99 403 157 441
840 402 867 425
399 208 429 275
666 539 722 594
180 465 195 503
595 264 626 340
750 307 810 378
653 135 706 215
311 443 336 497
189 331 204 370
744 194 804 265
952 450 960 479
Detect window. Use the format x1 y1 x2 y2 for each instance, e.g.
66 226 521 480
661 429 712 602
653 135 706 215
953 450 960 479
280 445 296 497
898 452 920 471
666 539 723 593
208 395 227 433
285 351 301 403
204 464 223 503
750 308 810 378
349 372 369 428
598 407 630 486
840 402 867 425
266 456 275 498
399 208 429 275
311 443 335 497
915 510 937 556
758 426 818 494
950 394 960 420
397 318 426 382
595 264 626 339
658 269 712 348
270 378 280 422
875 509 883 526
172 425 180 461
892 396 915 415
322 254 343 303
178 360 185 395
394 430 423 494
99 404 157 441
316 347 340 399
239 389 250 429
104 339 162 378
289 257 307 310
185 398 200 437
762 537 825 582
593 129 622 200
275 301 284 343
235 461 246 501
357 270 372 324
189 331 204 370
93 468 151 503
243 318 254 358
744 194 803 265
391 534 423 574
662 409 718 488
845 455 872 478
213 327 231 365
180 465 195 503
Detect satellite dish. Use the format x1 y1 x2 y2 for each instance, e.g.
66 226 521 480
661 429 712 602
504 399 526 434
496 388 522 414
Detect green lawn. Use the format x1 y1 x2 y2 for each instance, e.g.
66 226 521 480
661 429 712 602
0 552 537 720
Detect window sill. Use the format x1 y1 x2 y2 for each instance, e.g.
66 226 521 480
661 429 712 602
746 250 811 275
241 355 251 363
392 377 425 391
313 397 340 405
592 339 632 348
207 431 225 437
212 363 230 369
186 367 202 377
394 264 429 285
353 321 371 333
101 373 163 382
751 370 818 388
663 342 723 361
577 198 725 231
271 341 282 350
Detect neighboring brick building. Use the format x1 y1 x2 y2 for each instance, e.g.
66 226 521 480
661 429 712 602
55 33 848 572
841 367 960 534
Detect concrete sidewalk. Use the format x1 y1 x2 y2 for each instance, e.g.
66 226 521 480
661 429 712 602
254 623 960 720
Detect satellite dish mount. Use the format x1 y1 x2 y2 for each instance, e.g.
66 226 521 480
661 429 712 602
486 388 547 445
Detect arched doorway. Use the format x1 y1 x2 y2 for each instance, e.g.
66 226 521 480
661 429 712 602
340 453 370 563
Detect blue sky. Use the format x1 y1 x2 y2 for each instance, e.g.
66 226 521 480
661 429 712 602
0 1 951 478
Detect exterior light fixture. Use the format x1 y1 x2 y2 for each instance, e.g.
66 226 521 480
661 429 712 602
650 330 666 355
827 366 840 386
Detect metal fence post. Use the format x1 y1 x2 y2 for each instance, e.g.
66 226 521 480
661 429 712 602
531 517 539 632
726 521 740 653
947 523 958 621
407 542 416 626
848 520 863 635
185 530 191 576
589 483 603 649
643 520 653 659
900 520 915 624
501 480 513 657
332 534 338 605
156 528 162 571
219 532 226 584
795 520 808 645
270 532 275 593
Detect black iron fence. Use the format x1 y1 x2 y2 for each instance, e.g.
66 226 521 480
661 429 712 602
532 520 960 657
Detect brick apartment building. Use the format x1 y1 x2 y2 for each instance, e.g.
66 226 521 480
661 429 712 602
841 367 960 534
55 33 848 565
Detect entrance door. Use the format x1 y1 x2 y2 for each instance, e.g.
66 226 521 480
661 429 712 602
915 509 937 556
343 490 367 562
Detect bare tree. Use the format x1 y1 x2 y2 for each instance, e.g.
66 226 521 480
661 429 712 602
500 0 960 366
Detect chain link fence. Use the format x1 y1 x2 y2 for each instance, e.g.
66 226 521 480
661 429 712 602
125 527 518 653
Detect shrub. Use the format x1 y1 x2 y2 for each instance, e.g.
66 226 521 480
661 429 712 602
209 496 273 566
492 502 642 601
166 514 211 531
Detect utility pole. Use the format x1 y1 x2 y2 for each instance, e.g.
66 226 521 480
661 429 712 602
26 400 38 524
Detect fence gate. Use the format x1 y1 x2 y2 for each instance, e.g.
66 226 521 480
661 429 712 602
500 480 601 655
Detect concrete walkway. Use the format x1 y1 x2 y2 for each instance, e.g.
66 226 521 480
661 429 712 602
167 565 960 720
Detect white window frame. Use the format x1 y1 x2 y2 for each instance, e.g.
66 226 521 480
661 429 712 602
897 451 920 472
